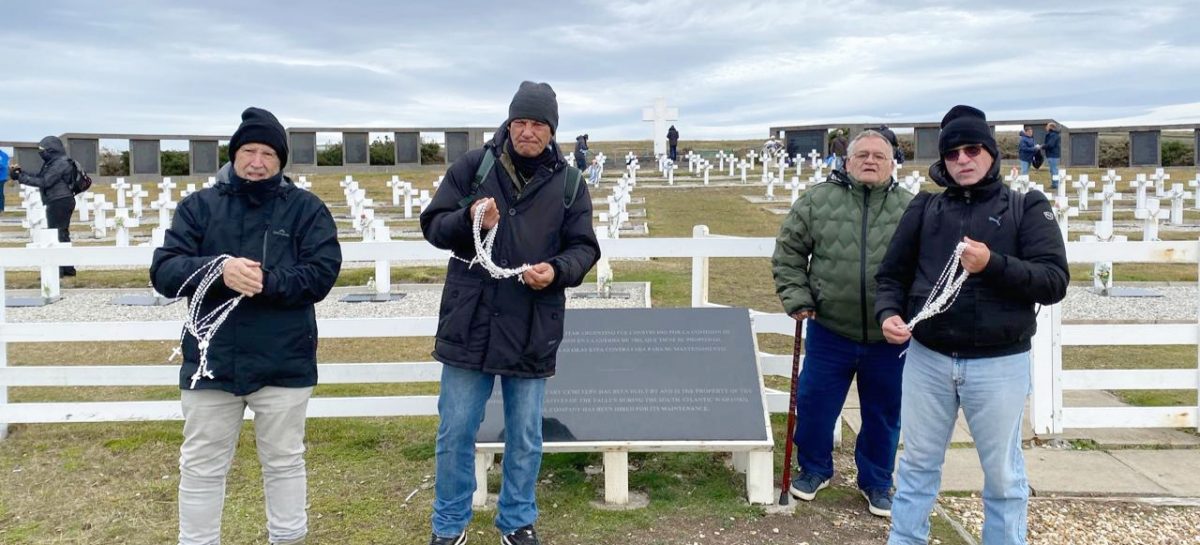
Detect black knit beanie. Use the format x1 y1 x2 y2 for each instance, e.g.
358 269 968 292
507 81 558 134
229 107 289 168
938 105 998 160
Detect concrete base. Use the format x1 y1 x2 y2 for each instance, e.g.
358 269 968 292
110 293 179 306
6 295 62 308
338 292 406 303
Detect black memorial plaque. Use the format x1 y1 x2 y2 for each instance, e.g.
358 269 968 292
1069 132 1098 167
477 308 769 444
131 139 161 175
446 132 470 164
395 132 420 164
343 132 369 165
1130 131 1160 166
784 129 825 160
914 127 940 160
290 132 317 165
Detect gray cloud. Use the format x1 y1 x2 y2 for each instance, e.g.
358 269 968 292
1 0 1197 143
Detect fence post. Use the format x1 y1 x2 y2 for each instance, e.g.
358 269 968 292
0 266 8 440
691 225 710 307
1029 302 1057 435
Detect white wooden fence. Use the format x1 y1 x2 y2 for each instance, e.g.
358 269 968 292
0 230 1197 439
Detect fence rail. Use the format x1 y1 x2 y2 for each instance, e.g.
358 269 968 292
0 230 1197 438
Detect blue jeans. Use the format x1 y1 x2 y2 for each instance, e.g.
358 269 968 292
1047 157 1060 186
432 364 546 537
1019 161 1030 175
793 320 906 490
889 340 1030 545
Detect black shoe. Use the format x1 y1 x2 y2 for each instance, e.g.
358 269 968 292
788 470 830 501
500 525 539 545
429 533 467 545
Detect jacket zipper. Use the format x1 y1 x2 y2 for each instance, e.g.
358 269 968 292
860 186 870 343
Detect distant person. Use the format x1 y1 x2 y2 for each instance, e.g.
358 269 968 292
574 133 588 170
13 136 77 276
773 130 912 518
0 148 9 212
667 124 679 162
829 130 849 169
1018 125 1038 176
878 125 903 164
420 81 601 545
151 107 343 545
876 105 1068 545
1043 122 1061 187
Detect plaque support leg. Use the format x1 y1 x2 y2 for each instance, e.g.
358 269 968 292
732 451 748 473
834 410 844 448
473 451 493 507
603 451 629 505
744 449 774 505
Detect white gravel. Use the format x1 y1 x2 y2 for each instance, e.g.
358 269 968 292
940 497 1200 545
4 283 650 323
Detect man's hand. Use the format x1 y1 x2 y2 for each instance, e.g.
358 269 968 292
222 257 263 297
8 165 20 180
960 236 991 274
470 197 500 230
881 315 911 344
522 262 555 290
790 309 816 321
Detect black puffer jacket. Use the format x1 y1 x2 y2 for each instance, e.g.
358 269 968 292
875 159 1069 358
420 126 600 378
17 136 74 203
150 166 342 395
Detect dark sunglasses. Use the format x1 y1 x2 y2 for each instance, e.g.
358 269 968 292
942 144 984 161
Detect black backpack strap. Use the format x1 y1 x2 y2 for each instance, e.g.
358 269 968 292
563 166 582 208
1009 188 1025 227
456 150 496 209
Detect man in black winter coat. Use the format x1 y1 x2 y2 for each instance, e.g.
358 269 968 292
150 107 342 545
667 124 680 162
14 136 77 276
420 81 600 545
875 105 1068 545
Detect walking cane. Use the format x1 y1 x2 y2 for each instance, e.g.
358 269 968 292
778 317 804 505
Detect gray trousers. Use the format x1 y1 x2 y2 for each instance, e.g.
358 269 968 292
178 386 313 545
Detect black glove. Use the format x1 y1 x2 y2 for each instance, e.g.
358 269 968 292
7 165 19 180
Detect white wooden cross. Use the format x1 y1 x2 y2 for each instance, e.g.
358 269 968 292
1004 171 1020 191
764 172 775 200
130 184 148 218
1134 198 1167 241
1054 170 1071 201
739 160 748 184
1152 167 1170 198
180 183 198 200
434 175 444 190
1012 175 1032 194
340 175 356 189
417 190 433 214
666 161 676 186
112 177 131 209
746 150 758 171
387 176 406 206
1096 181 1124 231
1165 183 1192 225
151 194 176 230
776 155 788 182
110 208 140 247
1050 195 1079 242
26 227 67 299
205 176 217 189
807 149 821 170
701 160 712 186
1072 174 1095 211
627 158 639 186
356 207 375 235
158 177 177 205
21 190 47 231
1129 174 1154 212
91 193 115 238
1189 174 1200 209
403 184 420 219
686 151 698 174
75 192 92 222
717 150 727 171
786 176 806 205
594 153 606 179
641 97 678 157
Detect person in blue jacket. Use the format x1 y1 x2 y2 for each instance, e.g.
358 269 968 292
1043 123 1062 188
150 107 342 545
0 148 9 212
1017 125 1039 176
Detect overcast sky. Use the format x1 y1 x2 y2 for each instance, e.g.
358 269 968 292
3 0 1198 145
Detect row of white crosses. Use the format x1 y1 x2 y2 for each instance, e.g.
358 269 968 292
601 174 634 238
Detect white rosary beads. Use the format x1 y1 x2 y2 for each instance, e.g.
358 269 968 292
452 199 532 282
906 241 970 331
168 255 245 388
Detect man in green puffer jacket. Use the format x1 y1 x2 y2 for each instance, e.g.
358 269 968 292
772 130 913 517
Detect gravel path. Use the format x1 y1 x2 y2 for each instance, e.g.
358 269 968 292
4 283 649 323
940 497 1200 545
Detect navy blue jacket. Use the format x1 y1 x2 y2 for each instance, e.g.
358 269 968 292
1043 130 1061 159
875 159 1069 358
17 136 74 203
150 167 342 395
1018 133 1038 162
420 127 600 378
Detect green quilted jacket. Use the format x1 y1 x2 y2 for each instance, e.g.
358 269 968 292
772 171 913 343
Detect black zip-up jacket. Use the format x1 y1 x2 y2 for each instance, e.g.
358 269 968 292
874 160 1069 358
420 126 600 378
1043 129 1061 159
17 136 75 203
150 166 342 395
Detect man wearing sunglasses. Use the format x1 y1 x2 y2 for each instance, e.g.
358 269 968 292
875 105 1068 545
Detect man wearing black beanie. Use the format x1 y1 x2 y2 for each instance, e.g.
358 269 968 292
152 106 341 545
420 82 600 545
874 105 1068 545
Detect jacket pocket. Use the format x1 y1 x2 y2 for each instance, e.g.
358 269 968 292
523 295 565 363
436 276 483 346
